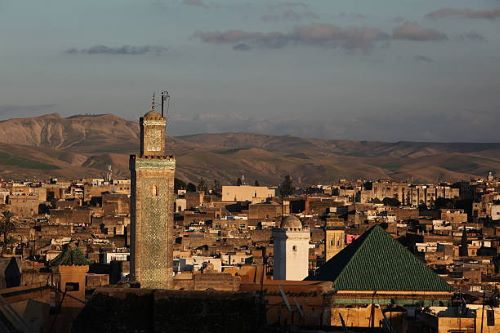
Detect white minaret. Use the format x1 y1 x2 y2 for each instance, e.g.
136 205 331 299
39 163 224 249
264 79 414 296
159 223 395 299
273 215 310 281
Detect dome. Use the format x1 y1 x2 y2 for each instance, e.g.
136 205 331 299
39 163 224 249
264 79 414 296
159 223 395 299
280 215 302 229
143 110 163 120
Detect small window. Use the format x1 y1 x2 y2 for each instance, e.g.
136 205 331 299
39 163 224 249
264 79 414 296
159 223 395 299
65 282 79 292
292 245 297 251
152 185 158 196
487 309 495 326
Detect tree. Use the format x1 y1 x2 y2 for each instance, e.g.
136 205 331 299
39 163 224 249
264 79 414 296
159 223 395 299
212 179 222 195
236 178 243 186
418 203 428 211
279 175 294 197
434 197 454 209
0 211 15 255
197 178 208 193
174 178 187 191
186 182 197 192
382 197 401 207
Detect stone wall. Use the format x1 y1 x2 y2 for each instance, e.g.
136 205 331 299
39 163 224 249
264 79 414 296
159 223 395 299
130 156 175 289
8 195 39 217
172 272 240 291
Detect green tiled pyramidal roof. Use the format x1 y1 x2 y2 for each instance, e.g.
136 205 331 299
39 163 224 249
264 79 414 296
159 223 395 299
50 246 89 266
309 225 452 292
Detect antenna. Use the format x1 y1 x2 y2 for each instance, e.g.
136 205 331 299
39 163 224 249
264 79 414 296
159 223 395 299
161 90 170 117
151 92 156 111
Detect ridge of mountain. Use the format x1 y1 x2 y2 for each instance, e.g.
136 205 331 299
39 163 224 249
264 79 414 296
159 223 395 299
0 114 498 184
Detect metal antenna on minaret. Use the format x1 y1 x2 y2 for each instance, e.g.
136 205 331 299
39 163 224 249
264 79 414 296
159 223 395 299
161 90 170 117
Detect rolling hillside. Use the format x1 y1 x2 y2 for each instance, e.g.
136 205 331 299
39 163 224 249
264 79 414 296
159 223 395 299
0 113 498 184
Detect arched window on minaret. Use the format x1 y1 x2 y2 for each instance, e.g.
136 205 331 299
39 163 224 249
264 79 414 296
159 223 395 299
152 185 158 197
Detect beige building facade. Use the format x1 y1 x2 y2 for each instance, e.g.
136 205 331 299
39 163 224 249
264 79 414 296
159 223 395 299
325 219 345 261
362 181 460 207
222 185 275 203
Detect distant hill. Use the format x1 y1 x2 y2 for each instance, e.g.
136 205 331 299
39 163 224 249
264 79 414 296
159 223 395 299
0 113 498 184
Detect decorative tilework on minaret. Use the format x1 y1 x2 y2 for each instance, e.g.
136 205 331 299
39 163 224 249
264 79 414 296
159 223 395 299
130 98 175 289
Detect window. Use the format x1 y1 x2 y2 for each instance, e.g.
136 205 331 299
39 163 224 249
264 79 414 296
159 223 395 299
152 185 158 196
292 245 297 251
65 282 79 292
487 309 495 326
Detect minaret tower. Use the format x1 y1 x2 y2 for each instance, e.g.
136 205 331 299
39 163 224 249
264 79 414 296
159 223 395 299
130 94 175 289
325 218 345 261
272 215 310 281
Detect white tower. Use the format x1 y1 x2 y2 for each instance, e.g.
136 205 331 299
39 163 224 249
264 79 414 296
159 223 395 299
273 215 310 281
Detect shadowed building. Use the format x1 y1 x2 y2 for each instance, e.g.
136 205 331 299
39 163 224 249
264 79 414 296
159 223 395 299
130 101 175 289
72 288 265 333
45 245 90 333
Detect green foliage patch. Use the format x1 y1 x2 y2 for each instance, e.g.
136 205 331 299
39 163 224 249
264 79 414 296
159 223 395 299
0 151 59 170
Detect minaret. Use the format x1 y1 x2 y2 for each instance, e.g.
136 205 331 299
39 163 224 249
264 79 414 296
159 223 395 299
130 95 175 289
325 218 345 261
272 215 310 281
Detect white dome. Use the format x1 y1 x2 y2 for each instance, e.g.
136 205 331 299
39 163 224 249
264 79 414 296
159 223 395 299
280 215 302 229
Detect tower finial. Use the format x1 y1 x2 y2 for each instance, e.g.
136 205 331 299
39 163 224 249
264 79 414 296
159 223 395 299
161 90 170 117
151 92 156 111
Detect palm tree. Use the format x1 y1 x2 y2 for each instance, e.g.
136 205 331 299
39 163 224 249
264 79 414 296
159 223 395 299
0 211 15 255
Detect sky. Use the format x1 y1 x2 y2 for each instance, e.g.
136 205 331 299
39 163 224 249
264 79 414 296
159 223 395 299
0 0 499 142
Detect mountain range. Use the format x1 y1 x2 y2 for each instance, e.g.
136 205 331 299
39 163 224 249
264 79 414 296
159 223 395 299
0 113 498 185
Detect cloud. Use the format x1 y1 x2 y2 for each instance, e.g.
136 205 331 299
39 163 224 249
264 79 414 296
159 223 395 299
261 2 319 22
196 24 390 51
426 8 500 20
294 24 390 49
232 43 252 51
196 21 451 51
414 55 434 63
456 31 485 41
392 21 447 41
196 30 290 49
65 45 169 55
182 0 208 8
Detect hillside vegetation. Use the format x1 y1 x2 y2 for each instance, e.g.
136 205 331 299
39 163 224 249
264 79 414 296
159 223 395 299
0 113 498 184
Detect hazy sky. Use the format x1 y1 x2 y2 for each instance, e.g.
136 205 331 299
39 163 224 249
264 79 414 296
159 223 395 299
1 0 499 142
